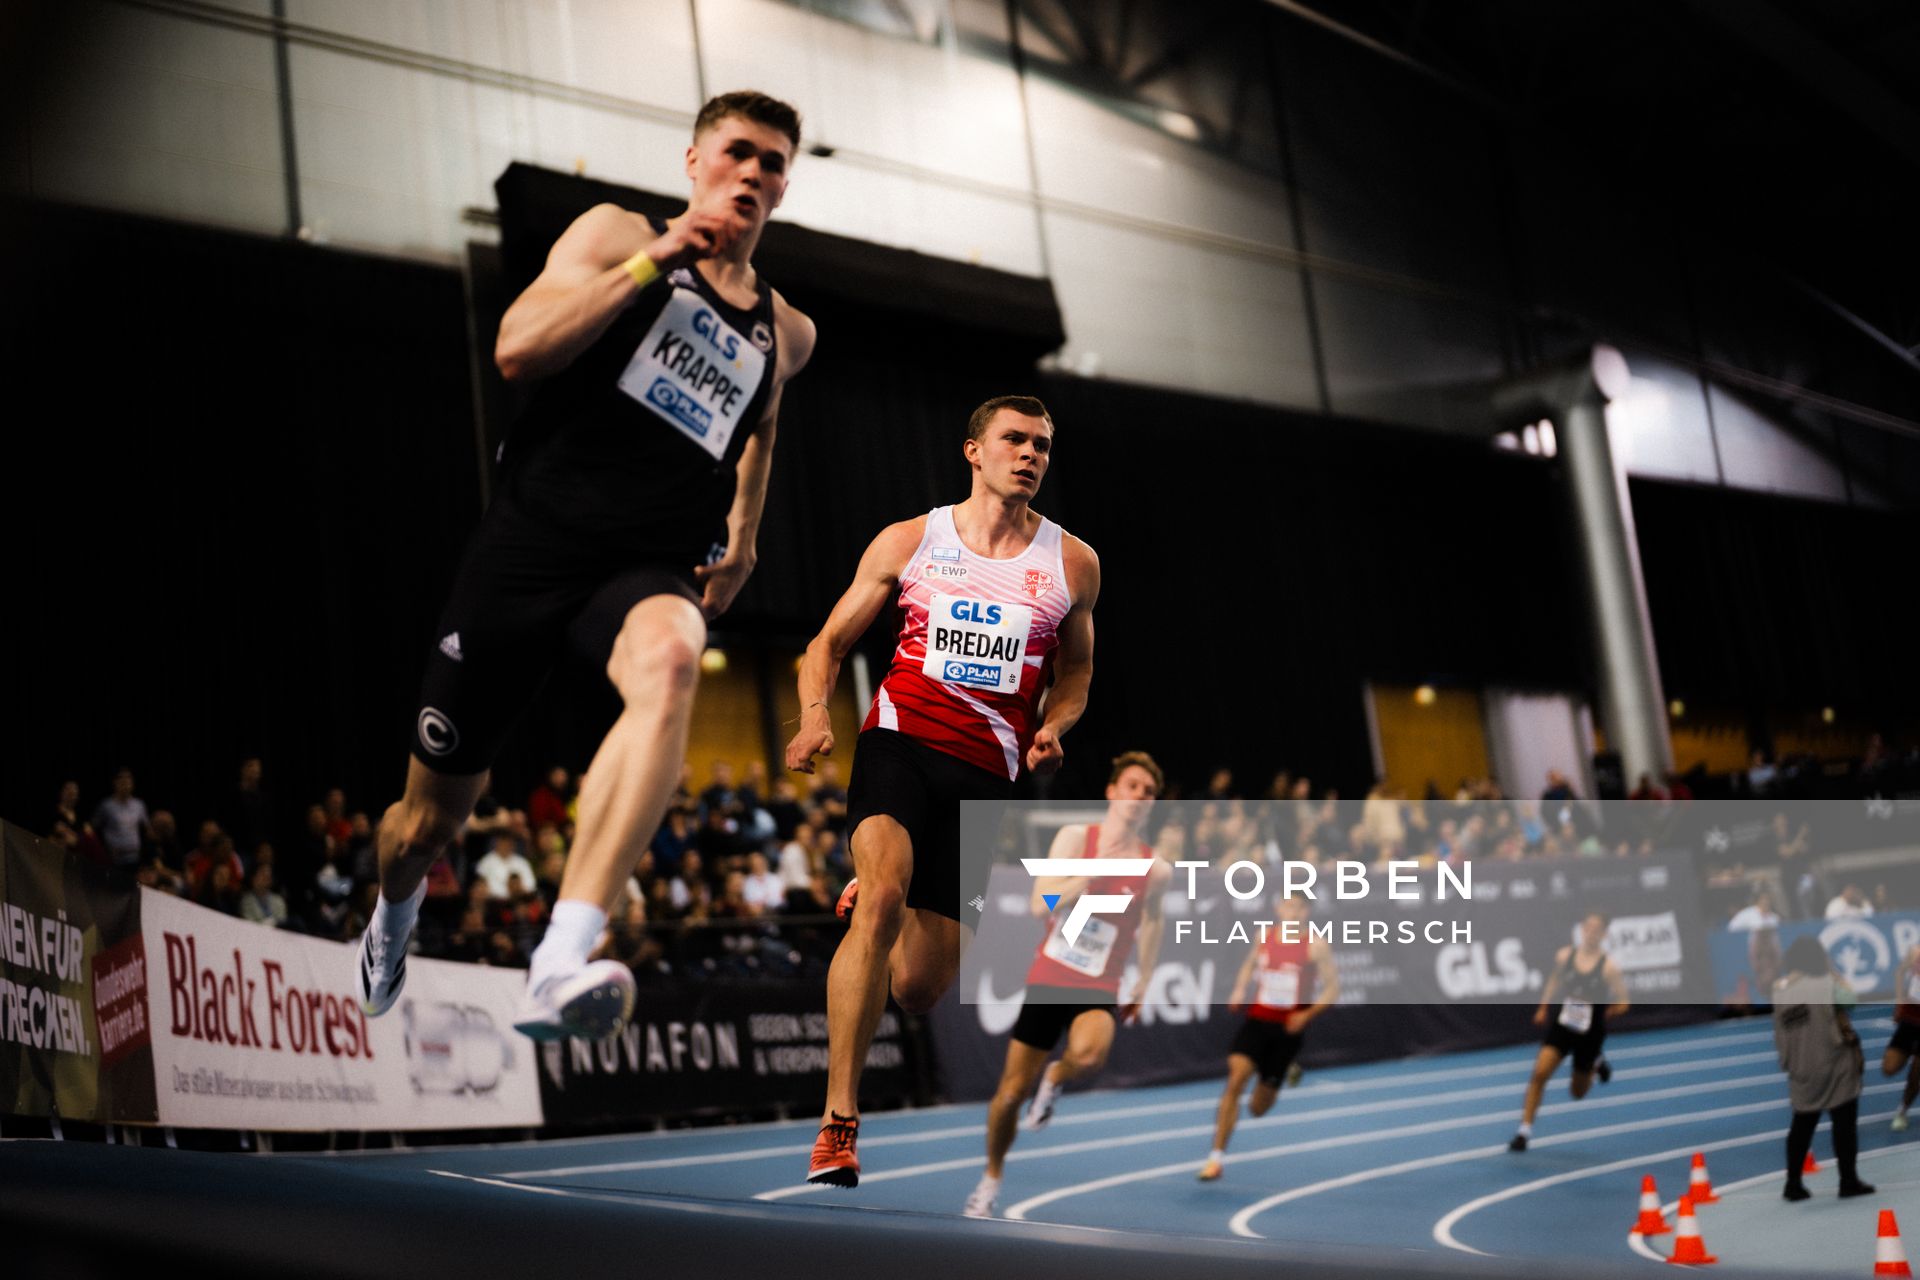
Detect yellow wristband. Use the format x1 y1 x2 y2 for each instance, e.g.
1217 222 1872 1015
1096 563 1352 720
622 251 661 290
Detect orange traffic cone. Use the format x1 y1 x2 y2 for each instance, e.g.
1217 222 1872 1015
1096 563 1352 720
1877 1210 1913 1277
1667 1196 1717 1265
1803 1150 1820 1175
1633 1174 1672 1235
1687 1152 1720 1205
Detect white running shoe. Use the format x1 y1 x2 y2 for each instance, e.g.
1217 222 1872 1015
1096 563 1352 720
512 960 637 1042
354 921 410 1017
1894 1112 1910 1133
963 1176 1001 1219
1197 1156 1224 1182
1021 1079 1060 1132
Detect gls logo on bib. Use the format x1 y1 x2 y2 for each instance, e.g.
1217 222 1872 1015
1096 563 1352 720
922 593 1031 694
617 288 767 461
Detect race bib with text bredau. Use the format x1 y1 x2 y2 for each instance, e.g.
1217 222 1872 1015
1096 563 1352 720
922 593 1032 694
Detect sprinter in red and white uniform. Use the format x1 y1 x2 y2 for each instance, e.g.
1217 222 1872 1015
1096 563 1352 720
1197 892 1339 1182
785 395 1100 1188
963 752 1168 1218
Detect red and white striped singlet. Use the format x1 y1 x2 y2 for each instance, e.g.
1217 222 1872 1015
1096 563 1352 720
862 505 1072 780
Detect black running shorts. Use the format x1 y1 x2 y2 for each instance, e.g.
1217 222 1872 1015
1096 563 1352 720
1890 1022 1920 1058
844 727 1013 922
1010 986 1115 1050
1231 1017 1305 1088
410 491 703 775
1543 1020 1607 1074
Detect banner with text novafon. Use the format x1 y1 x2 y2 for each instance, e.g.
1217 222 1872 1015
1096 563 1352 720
141 890 541 1131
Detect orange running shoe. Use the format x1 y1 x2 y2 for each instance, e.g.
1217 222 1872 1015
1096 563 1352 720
836 878 859 922
809 1111 861 1187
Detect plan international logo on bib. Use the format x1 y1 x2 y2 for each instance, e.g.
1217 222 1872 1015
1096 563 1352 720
1020 856 1157 944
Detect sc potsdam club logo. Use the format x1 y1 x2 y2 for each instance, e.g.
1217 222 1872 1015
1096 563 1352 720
1020 856 1157 943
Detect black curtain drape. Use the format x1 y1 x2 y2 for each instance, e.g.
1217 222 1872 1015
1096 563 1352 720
5 203 480 874
1630 477 1920 723
8 195 1607 850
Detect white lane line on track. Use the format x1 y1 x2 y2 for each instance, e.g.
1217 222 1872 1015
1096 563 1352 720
1612 1113 1912 1266
274 1019 1811 1164
1223 1084 1905 1239
779 1068 1798 1212
507 1047 1786 1179
496 1023 1817 1178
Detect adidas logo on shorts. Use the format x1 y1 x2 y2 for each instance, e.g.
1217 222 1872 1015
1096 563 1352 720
439 632 463 662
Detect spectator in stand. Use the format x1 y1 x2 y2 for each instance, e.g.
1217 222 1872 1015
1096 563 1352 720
90 768 153 872
501 871 550 955
346 811 379 887
670 851 710 915
322 788 353 851
50 780 104 866
1874 884 1896 914
742 851 786 915
1361 782 1405 861
194 860 243 916
136 855 185 896
184 826 245 896
460 794 517 884
535 835 568 909
779 821 816 911
814 824 850 888
738 760 775 841
444 906 490 965
716 870 757 920
695 804 743 869
1827 885 1874 920
1747 749 1778 797
1204 767 1236 801
298 804 335 878
766 775 806 842
528 766 572 834
314 849 355 938
809 759 848 833
1630 773 1671 801
222 758 273 866
475 832 537 900
240 864 289 929
149 810 183 870
651 806 695 877
700 760 741 820
1729 888 1783 932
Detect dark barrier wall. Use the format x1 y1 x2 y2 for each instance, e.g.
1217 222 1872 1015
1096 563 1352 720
535 981 920 1128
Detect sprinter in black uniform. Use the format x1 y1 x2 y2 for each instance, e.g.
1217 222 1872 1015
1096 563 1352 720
1510 910 1629 1151
354 91 816 1041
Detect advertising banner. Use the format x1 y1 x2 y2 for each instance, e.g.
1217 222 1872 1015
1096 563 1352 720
537 980 915 1126
141 890 541 1131
1710 910 1920 1005
1 820 156 1123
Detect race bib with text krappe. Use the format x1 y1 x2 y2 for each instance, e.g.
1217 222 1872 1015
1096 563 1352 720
617 288 767 461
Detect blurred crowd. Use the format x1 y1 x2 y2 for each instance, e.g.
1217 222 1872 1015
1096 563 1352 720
38 732 1916 973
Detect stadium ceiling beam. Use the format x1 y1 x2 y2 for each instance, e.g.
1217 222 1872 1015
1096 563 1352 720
1256 0 1504 113
1679 0 1920 170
